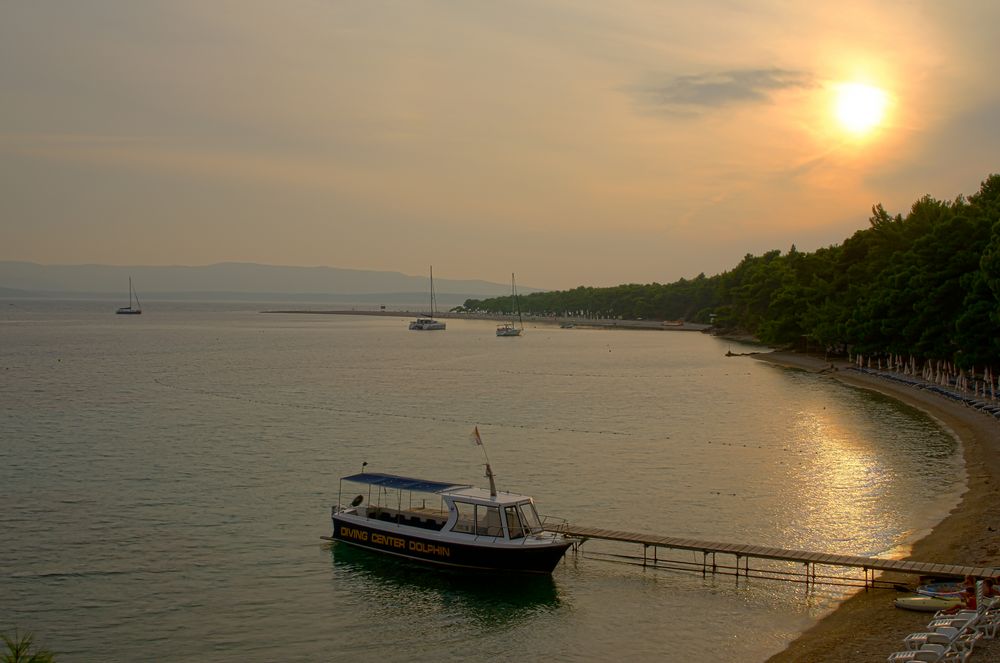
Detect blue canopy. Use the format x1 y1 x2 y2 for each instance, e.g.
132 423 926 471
340 472 470 493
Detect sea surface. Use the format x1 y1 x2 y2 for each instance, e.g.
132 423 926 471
0 300 964 661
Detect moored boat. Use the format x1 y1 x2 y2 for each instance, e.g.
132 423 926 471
328 446 575 573
495 322 521 336
116 276 142 315
496 273 523 337
409 265 446 331
408 317 446 330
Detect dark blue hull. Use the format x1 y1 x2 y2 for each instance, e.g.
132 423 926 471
332 517 572 574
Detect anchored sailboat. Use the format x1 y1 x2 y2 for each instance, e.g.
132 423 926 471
496 273 522 336
116 277 142 315
409 266 446 330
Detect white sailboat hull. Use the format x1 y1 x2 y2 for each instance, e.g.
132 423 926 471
409 266 445 330
409 319 446 330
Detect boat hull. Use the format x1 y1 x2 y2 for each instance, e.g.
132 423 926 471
408 320 446 330
332 516 572 573
116 308 142 315
894 595 962 612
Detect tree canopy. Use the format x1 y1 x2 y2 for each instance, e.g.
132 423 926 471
459 174 1000 369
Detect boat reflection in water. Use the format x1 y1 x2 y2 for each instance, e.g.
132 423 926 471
329 542 562 626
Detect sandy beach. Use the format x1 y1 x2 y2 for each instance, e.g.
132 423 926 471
754 351 1000 662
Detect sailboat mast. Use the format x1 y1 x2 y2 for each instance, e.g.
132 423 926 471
430 265 436 316
513 273 522 329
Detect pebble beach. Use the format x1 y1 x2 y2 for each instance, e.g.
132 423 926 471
756 351 1000 662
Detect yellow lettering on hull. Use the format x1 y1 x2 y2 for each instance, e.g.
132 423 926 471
409 540 451 557
338 524 450 558
370 532 407 549
339 526 368 542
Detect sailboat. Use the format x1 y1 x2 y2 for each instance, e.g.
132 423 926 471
496 273 523 337
116 277 142 315
409 266 446 330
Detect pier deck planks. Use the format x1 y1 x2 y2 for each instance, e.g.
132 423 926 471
551 524 998 579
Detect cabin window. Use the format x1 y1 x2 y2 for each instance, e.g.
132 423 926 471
504 506 525 539
475 505 503 537
450 501 476 534
518 502 543 534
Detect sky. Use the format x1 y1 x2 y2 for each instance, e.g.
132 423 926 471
2 1 999 291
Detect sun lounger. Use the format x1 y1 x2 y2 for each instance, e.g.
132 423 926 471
886 642 969 662
970 609 1000 639
926 613 979 632
903 627 980 652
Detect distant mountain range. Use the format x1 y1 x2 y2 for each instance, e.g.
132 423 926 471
0 261 542 306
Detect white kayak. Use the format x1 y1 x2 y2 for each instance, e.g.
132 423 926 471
894 595 962 612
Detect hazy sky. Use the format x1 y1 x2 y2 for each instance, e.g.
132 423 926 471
2 1 998 290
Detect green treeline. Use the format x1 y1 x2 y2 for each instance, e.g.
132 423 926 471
460 174 1000 367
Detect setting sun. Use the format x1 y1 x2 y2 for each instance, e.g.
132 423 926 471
834 82 889 135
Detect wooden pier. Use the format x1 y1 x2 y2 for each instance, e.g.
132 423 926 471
548 524 999 589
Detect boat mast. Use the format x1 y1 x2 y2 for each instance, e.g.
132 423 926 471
132 278 141 310
513 273 522 330
472 426 498 497
430 265 436 317
485 463 497 498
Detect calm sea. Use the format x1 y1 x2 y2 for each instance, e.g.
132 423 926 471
0 300 963 661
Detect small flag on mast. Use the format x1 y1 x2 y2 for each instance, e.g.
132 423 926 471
471 426 483 446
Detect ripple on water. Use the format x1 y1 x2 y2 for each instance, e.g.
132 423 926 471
0 304 962 661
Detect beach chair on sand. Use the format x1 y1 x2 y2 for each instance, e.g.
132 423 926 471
970 580 1000 638
886 642 970 662
926 611 979 633
929 582 1000 639
967 605 1000 639
903 626 981 652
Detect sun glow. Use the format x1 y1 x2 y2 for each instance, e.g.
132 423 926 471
834 82 888 135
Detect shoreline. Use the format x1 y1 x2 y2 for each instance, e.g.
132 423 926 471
755 351 1000 662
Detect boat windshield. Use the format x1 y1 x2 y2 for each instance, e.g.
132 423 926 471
504 506 525 539
450 501 504 537
518 502 543 534
477 505 503 536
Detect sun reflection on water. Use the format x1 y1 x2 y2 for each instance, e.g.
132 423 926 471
776 387 963 559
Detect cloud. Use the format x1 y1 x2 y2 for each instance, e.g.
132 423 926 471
632 68 814 115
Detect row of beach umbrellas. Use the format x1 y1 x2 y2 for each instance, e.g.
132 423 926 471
851 353 999 402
